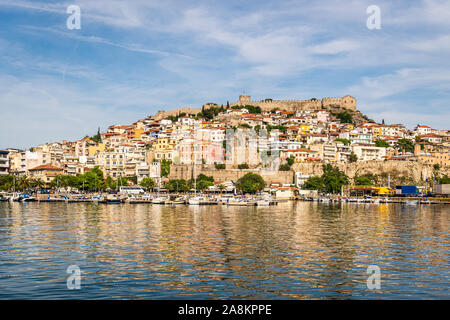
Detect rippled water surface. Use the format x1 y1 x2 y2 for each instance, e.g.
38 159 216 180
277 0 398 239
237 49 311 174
0 201 448 299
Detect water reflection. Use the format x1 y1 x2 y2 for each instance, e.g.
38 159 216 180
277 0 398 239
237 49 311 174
0 201 448 299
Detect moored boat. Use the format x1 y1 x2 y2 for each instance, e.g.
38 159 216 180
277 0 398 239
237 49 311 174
106 193 122 204
152 196 168 204
188 196 202 205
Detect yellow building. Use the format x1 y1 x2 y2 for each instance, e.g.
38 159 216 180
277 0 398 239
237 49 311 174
88 143 105 156
153 136 177 161
371 126 383 136
418 151 450 166
28 164 64 183
127 128 145 140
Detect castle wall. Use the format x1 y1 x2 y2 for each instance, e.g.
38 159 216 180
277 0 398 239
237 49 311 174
153 107 203 120
291 161 450 185
231 95 356 112
169 164 294 185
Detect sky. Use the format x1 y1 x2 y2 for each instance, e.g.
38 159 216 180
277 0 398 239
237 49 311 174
0 0 449 149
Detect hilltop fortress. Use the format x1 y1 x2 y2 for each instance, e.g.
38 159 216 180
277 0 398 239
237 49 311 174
231 95 357 112
153 94 357 120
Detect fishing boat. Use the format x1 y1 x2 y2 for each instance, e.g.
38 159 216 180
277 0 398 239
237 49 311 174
8 192 20 202
406 200 418 205
171 196 186 204
0 192 10 201
152 196 168 204
256 194 273 206
227 198 251 206
142 193 153 201
106 193 122 204
20 193 36 202
188 196 203 205
92 195 105 203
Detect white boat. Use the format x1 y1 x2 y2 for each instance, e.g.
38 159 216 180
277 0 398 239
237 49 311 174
152 196 168 204
406 200 418 205
142 193 153 201
92 195 104 203
9 193 20 202
227 198 251 206
172 196 186 204
256 199 270 206
164 196 185 205
20 193 36 202
188 196 203 205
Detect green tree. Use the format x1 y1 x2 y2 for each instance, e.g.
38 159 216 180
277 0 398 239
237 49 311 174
321 164 349 194
217 184 226 195
215 163 225 170
196 174 214 182
333 111 353 124
267 124 288 134
116 177 129 188
18 176 31 191
106 176 115 190
91 127 102 143
238 163 249 169
243 105 262 114
375 139 390 148
0 175 15 191
279 163 291 171
286 156 295 167
160 159 172 177
438 175 450 184
303 176 324 191
166 179 189 192
302 165 349 194
415 136 425 143
196 179 214 191
238 123 251 129
354 175 373 186
335 138 351 146
396 138 414 153
349 152 358 163
140 177 155 190
236 173 266 194
33 178 45 190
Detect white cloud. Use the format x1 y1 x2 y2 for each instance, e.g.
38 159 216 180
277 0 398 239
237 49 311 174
1 0 449 148
349 68 450 100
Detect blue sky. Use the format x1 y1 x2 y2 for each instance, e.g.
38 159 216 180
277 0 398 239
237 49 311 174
1 0 449 149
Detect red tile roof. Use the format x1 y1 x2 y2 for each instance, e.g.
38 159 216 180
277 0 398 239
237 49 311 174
29 164 63 171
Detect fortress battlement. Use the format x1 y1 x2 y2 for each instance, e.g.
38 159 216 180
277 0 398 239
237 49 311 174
231 94 356 112
152 94 357 120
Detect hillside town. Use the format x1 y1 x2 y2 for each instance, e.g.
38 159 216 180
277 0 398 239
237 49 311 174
1 95 449 198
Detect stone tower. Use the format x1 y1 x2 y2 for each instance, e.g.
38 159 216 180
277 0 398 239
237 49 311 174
341 95 356 110
238 95 251 105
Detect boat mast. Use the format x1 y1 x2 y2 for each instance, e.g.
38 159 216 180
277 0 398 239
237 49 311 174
193 131 197 196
